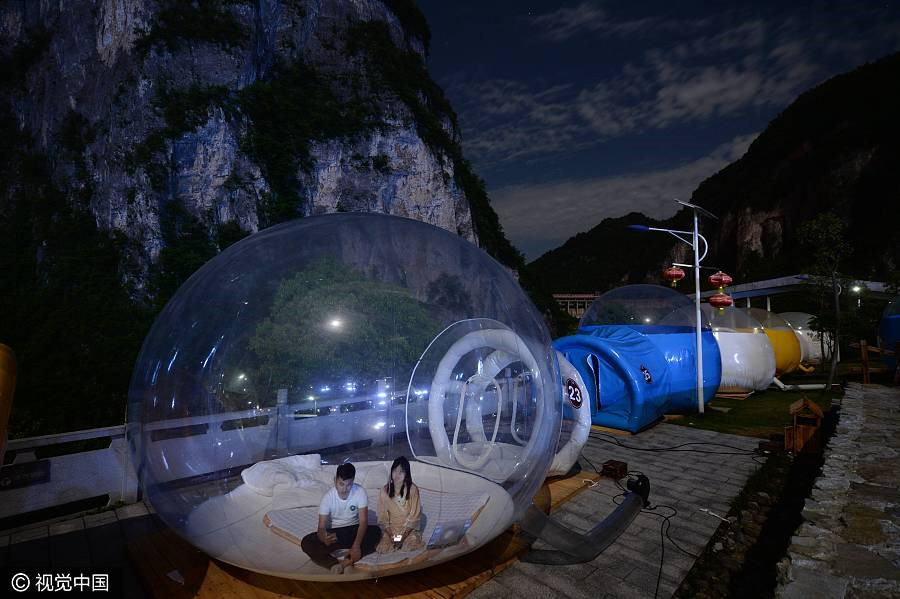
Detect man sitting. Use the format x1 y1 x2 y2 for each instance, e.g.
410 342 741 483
300 463 381 573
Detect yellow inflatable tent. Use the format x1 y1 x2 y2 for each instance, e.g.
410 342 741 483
746 309 801 376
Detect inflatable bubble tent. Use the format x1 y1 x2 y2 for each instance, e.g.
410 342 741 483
879 295 900 372
745 309 802 376
779 312 831 365
126 213 561 580
701 304 775 392
580 283 705 327
555 284 721 432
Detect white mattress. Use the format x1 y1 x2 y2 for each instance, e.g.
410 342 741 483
180 458 513 580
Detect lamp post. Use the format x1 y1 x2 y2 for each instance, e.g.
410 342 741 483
628 199 718 414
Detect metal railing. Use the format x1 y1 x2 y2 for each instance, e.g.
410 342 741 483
0 393 402 528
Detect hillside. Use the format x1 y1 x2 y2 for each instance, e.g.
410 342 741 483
694 52 900 282
524 52 900 302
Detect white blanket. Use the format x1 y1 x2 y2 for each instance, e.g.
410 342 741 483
240 453 325 496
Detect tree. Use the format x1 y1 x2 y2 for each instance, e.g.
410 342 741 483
248 258 440 393
799 211 850 392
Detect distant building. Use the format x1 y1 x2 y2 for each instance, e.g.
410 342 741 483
698 274 892 306
552 293 602 319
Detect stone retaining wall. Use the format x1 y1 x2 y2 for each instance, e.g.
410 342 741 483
776 383 900 599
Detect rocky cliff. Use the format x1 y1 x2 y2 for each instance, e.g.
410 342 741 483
1 0 522 295
0 0 519 436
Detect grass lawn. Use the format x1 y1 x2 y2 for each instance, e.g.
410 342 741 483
668 363 852 438
666 360 886 438
668 389 840 439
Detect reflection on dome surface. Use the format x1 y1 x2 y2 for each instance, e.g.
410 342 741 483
580 284 711 329
126 213 560 581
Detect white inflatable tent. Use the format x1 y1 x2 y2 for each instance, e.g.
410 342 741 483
701 304 775 393
779 312 831 366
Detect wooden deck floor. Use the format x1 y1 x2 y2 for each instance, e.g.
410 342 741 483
126 469 600 599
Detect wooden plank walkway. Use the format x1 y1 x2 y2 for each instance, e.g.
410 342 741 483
126 470 600 599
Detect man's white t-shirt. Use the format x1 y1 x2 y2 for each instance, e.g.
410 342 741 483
319 483 368 528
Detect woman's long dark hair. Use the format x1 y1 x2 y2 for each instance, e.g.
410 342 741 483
387 456 413 499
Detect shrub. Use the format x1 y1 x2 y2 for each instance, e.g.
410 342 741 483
134 0 249 55
236 61 376 226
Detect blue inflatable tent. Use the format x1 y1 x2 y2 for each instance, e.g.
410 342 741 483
879 295 900 372
553 285 721 432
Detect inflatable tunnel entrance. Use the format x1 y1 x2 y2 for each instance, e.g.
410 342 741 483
554 324 720 432
552 285 721 433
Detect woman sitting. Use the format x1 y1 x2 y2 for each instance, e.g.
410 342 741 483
376 456 424 553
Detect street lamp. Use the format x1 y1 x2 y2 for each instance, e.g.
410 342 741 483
851 284 862 308
628 199 718 414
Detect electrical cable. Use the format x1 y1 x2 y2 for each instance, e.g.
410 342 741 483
607 473 707 599
655 502 665 599
580 452 602 476
580 434 766 597
589 431 763 456
644 503 699 559
591 431 770 465
609 489 669 598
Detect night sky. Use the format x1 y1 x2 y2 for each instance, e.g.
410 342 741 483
419 1 900 260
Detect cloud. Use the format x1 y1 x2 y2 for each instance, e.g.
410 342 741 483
489 133 757 260
531 1 664 42
447 78 591 167
449 9 900 167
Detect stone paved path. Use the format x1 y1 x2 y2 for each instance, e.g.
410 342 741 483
777 383 900 599
469 423 762 599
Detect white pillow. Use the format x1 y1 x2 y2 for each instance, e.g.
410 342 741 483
293 471 329 493
240 453 323 496
277 453 322 472
241 461 296 496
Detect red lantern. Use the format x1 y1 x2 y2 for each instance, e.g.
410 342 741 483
708 271 733 289
709 292 734 310
663 266 685 288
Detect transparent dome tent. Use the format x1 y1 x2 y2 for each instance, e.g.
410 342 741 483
879 295 900 371
126 213 563 581
701 304 775 393
554 284 721 432
779 312 831 366
745 309 801 376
